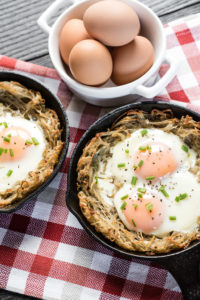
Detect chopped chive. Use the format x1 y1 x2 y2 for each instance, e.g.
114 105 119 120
7 169 13 177
145 202 153 212
141 129 148 137
181 144 188 153
120 201 127 210
131 176 138 186
94 176 98 184
147 145 151 151
139 146 147 151
4 148 7 153
3 137 10 143
134 204 138 209
175 193 188 202
137 187 146 193
125 149 129 154
3 122 8 128
32 137 39 145
93 163 98 169
169 216 176 221
159 186 169 198
138 160 144 167
138 192 143 198
121 194 128 200
9 148 14 157
133 165 137 170
132 218 136 227
0 148 3 155
25 140 33 145
7 134 11 138
146 176 155 181
0 123 2 125
117 163 126 168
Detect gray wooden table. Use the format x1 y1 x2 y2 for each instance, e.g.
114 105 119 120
0 0 200 299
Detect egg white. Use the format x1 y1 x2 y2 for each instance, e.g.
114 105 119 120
0 114 46 192
95 128 200 236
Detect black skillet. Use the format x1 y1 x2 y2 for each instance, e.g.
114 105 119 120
66 100 200 300
0 71 69 213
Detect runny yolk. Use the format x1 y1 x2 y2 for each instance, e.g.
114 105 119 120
122 191 164 234
0 127 31 161
133 142 178 180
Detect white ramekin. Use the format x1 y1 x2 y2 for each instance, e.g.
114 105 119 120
38 0 178 107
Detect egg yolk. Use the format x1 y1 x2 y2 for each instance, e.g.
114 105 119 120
133 142 178 180
122 191 164 234
0 127 31 161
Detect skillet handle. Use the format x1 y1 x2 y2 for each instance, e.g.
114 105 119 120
158 247 200 300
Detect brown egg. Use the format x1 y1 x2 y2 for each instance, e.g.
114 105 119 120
83 0 140 47
59 19 90 65
112 36 154 85
69 39 113 86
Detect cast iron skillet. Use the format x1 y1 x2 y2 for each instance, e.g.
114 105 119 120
0 71 69 213
66 101 200 300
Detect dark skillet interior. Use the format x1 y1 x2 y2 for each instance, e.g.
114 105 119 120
0 71 69 213
66 100 200 261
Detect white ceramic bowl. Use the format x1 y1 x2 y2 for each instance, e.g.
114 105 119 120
38 0 178 107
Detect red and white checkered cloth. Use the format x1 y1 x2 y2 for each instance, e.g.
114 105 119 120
0 12 200 300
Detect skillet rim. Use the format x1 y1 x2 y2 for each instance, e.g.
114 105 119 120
66 100 200 260
0 70 69 213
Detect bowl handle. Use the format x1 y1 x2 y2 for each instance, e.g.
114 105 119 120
37 0 78 35
134 54 179 98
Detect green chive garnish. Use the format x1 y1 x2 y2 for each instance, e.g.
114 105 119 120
125 149 129 154
139 146 147 151
145 202 153 212
120 201 127 210
146 176 155 181
147 145 151 151
175 193 188 202
134 204 138 209
32 137 39 145
7 169 13 177
0 148 3 155
94 176 98 184
3 137 10 143
138 160 144 167
138 193 143 198
9 148 14 157
132 218 136 227
0 123 2 125
141 129 148 137
121 194 128 200
133 165 137 170
4 148 7 153
169 216 176 221
117 163 126 168
25 140 33 145
137 187 146 193
159 186 169 198
3 122 8 128
131 176 138 186
181 144 188 153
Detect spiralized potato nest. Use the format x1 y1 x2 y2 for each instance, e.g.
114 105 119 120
0 81 63 208
77 108 200 254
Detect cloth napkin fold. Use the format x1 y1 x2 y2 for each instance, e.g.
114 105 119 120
0 13 200 300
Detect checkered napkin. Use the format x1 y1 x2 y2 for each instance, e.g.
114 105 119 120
0 12 200 300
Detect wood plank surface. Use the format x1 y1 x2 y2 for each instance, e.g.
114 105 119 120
0 0 200 299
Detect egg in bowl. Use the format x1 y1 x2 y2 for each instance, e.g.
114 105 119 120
0 81 63 208
77 108 200 254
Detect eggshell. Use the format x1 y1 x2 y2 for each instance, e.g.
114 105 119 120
59 19 90 65
83 0 140 47
69 39 113 86
111 36 154 85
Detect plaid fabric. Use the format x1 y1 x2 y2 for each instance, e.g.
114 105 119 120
0 13 200 300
